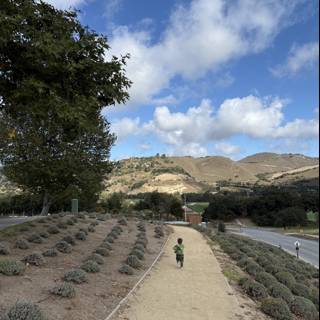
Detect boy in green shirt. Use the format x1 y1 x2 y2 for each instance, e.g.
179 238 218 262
173 238 184 268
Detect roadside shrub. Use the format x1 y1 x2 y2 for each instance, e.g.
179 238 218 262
64 269 87 284
0 259 26 275
240 278 268 300
291 283 311 299
245 261 263 276
50 283 75 298
131 249 144 260
85 253 104 265
97 214 107 221
269 283 294 304
42 248 58 257
47 225 60 234
39 231 49 239
112 225 123 234
100 242 112 250
55 241 72 254
90 221 99 227
75 231 86 241
264 262 283 275
109 231 118 239
310 288 319 310
14 239 29 250
6 301 45 320
62 236 76 246
81 260 100 273
119 264 134 275
105 236 114 243
218 222 226 233
27 233 43 244
66 219 74 226
136 239 147 248
137 224 146 232
256 272 279 290
275 272 296 290
88 226 95 233
290 296 318 320
71 217 78 223
237 257 251 269
133 244 145 253
56 222 67 229
23 252 45 266
261 298 292 320
127 255 142 269
118 217 127 226
95 247 109 257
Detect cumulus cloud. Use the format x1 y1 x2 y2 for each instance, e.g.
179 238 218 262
109 0 303 105
44 0 86 9
111 95 319 155
215 143 241 157
271 42 319 77
139 143 151 151
111 117 141 141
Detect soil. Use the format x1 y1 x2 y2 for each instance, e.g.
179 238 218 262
0 216 166 320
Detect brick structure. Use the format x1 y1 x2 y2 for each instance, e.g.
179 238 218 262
183 206 202 224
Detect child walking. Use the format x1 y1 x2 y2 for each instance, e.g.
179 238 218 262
173 238 184 268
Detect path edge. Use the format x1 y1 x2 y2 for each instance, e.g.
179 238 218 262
104 232 171 320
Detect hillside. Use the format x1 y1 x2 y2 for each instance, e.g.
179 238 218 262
1 153 318 198
103 153 319 196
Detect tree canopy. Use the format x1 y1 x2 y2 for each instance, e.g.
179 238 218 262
0 0 131 214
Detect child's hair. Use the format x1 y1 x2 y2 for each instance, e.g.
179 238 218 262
178 238 183 244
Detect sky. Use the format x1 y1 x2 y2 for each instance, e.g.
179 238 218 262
46 0 319 160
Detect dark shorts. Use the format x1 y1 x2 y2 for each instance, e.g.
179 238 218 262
176 254 184 263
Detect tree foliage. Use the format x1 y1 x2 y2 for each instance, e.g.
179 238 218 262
0 0 131 214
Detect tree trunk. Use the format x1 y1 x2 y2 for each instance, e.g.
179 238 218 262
40 191 51 216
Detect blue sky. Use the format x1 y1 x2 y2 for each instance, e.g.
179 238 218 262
48 0 319 160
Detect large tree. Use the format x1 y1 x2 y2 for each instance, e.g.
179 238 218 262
0 0 131 214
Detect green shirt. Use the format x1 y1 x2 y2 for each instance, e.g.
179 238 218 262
174 244 184 255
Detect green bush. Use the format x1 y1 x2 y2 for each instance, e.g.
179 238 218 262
55 241 72 254
6 301 45 320
56 222 67 229
90 221 99 227
218 222 226 233
75 231 87 241
264 262 283 275
240 278 268 300
47 225 60 234
42 248 58 257
50 283 75 298
85 253 104 265
66 219 74 225
0 259 26 276
269 283 294 304
64 269 87 284
87 225 95 233
136 239 147 248
275 272 296 290
292 283 311 299
131 249 144 260
109 231 118 239
133 244 145 252
118 217 128 226
79 228 88 235
256 272 279 290
95 247 109 257
39 231 49 239
290 296 318 320
237 257 251 269
261 298 292 320
62 236 76 246
245 261 263 276
119 264 134 275
0 243 10 256
14 239 29 250
81 260 100 273
23 252 45 266
100 242 112 251
27 233 43 244
310 288 319 310
105 236 114 244
127 255 142 269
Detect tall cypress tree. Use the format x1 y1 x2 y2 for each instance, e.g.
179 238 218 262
0 0 131 214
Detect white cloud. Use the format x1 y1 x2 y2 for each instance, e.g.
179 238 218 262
109 0 303 105
139 143 151 151
105 0 123 19
111 117 141 141
271 42 319 77
44 0 86 9
215 143 241 156
112 95 319 156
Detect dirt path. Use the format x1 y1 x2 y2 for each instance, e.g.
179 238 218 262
116 226 243 320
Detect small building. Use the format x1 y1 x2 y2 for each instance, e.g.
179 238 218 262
182 206 203 225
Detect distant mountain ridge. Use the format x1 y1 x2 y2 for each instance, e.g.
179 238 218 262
103 152 319 195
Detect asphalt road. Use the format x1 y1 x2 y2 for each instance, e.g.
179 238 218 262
0 216 41 230
232 227 319 268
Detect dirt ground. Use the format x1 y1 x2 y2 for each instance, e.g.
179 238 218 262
0 216 166 320
116 226 245 320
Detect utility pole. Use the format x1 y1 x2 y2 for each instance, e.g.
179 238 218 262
184 194 187 222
